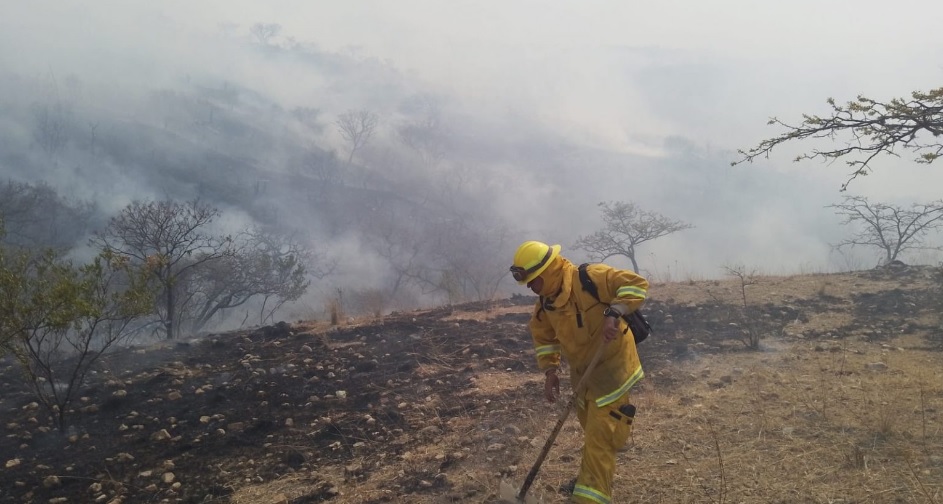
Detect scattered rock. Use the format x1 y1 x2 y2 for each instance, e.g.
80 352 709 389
865 362 888 372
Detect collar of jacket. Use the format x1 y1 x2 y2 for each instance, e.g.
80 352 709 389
539 257 575 309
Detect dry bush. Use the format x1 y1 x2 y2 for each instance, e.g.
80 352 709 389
843 443 867 470
230 472 338 504
326 288 345 326
721 264 785 349
816 278 831 298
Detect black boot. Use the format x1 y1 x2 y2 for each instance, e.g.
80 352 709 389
558 477 577 495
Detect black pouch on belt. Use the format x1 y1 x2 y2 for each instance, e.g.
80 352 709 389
609 403 637 425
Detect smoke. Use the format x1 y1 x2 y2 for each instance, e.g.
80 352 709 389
2 0 943 326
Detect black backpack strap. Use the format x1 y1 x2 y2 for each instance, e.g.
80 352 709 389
578 263 600 302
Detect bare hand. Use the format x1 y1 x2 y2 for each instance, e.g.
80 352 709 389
602 316 620 341
544 371 560 403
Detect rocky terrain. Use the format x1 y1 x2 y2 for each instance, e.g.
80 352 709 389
1 265 942 503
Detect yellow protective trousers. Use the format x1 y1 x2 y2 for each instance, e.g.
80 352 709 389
571 392 634 504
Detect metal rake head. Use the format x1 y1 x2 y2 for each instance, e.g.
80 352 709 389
498 479 542 504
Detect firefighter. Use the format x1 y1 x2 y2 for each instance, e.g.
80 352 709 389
510 240 648 504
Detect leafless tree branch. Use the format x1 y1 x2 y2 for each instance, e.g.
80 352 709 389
828 195 943 265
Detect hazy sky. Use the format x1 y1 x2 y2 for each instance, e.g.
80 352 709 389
7 1 942 142
170 0 943 147
3 0 943 278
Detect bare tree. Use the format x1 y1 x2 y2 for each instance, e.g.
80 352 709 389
828 195 943 266
722 264 764 349
735 87 943 190
574 201 693 272
181 228 332 329
397 96 447 169
30 71 74 162
335 109 379 165
722 264 757 309
32 102 70 159
304 148 342 189
434 216 514 302
249 23 282 45
90 199 233 340
363 205 429 298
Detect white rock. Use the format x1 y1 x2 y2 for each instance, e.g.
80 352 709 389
865 362 888 372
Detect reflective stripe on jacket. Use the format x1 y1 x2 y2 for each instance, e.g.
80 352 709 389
530 261 648 406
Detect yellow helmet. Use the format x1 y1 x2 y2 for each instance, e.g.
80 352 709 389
510 241 561 284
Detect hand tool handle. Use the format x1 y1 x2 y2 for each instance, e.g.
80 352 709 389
517 340 608 500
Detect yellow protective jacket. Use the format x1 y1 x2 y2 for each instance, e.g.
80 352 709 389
530 260 648 407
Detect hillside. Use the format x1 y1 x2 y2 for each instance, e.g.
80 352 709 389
1 265 942 503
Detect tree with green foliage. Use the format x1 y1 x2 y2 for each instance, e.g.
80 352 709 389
574 201 693 273
735 87 943 190
0 246 153 430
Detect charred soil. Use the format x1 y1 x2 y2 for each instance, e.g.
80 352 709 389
2 265 942 503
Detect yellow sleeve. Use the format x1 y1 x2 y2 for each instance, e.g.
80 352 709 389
590 264 649 314
528 301 561 371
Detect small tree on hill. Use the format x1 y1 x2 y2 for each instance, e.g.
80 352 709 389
91 199 234 340
0 179 96 250
0 247 153 430
735 87 943 190
0 228 22 358
574 201 693 272
722 264 762 349
434 217 513 303
829 195 943 266
397 97 447 169
362 204 429 298
335 109 379 165
181 228 328 329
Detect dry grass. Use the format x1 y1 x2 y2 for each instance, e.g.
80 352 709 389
231 269 943 504
607 334 943 504
231 341 943 503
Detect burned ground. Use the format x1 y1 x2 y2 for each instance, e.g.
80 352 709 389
1 265 942 503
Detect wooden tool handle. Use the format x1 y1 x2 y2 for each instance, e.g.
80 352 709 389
517 340 608 500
